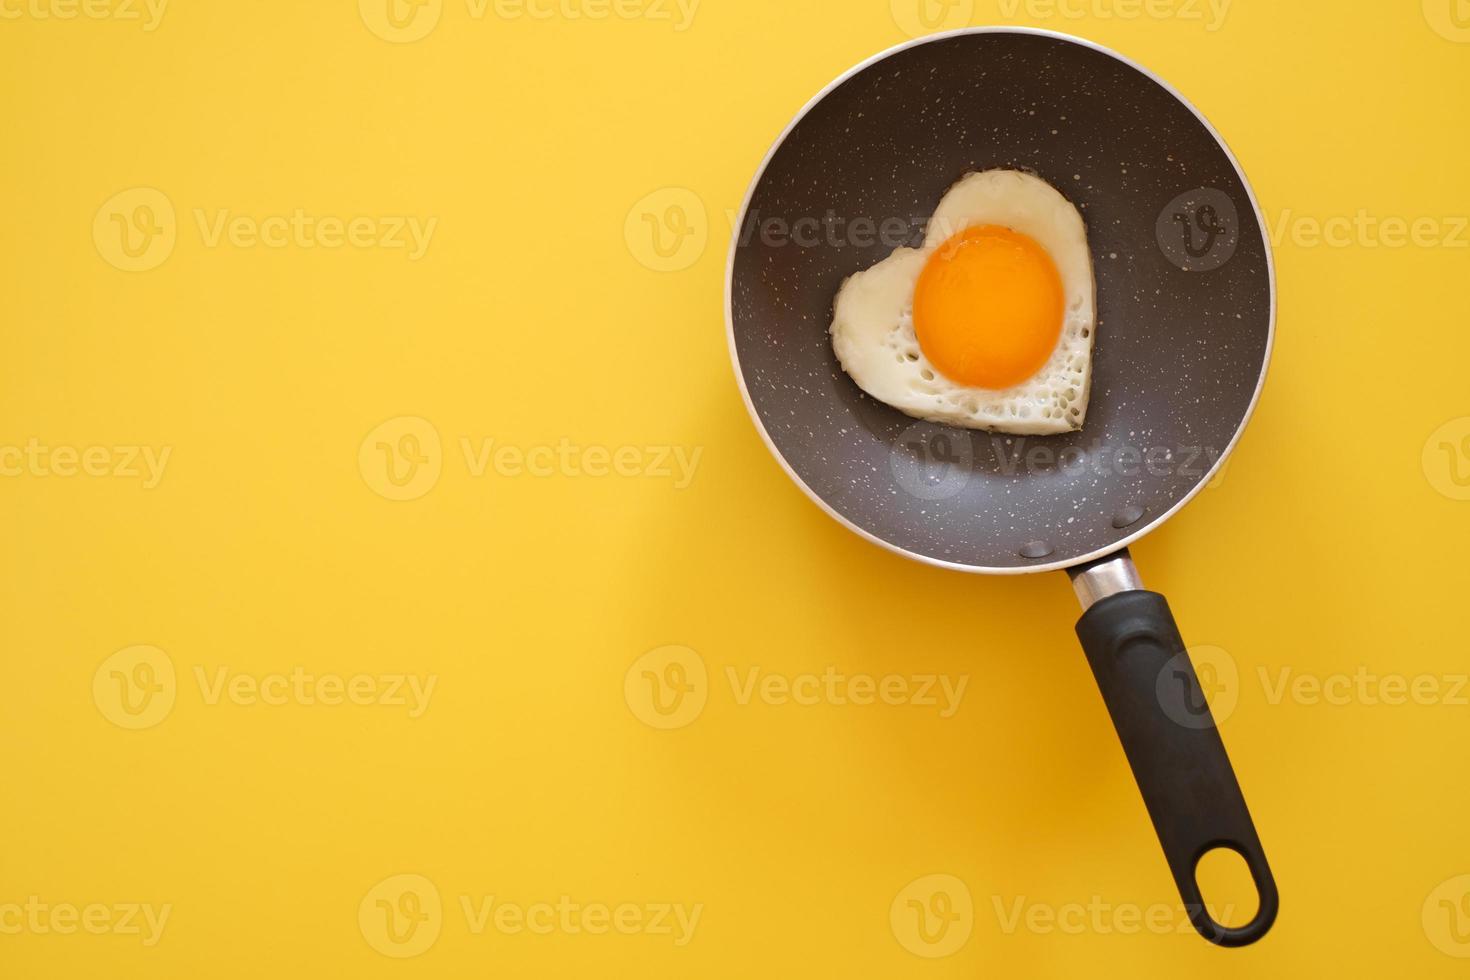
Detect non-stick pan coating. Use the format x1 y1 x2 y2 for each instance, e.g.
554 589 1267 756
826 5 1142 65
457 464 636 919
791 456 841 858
728 29 1272 572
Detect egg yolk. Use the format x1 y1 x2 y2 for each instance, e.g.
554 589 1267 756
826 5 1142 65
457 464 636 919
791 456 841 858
912 224 1064 390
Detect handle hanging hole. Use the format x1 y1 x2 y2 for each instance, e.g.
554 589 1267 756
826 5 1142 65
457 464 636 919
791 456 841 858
1194 846 1260 928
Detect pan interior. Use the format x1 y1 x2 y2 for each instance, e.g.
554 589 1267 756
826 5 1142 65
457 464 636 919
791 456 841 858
728 30 1272 572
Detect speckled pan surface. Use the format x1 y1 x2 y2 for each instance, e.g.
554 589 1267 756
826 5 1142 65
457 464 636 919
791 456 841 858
727 28 1273 573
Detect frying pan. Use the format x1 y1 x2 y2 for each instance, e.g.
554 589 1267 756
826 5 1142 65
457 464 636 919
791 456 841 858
725 28 1277 947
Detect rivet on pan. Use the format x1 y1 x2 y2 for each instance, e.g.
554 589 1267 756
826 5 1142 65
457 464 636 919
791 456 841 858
1019 540 1054 559
1111 505 1146 529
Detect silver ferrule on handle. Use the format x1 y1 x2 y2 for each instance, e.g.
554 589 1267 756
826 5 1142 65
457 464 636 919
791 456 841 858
1067 549 1143 610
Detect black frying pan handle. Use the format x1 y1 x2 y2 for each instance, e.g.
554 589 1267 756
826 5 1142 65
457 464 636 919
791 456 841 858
1074 588 1278 947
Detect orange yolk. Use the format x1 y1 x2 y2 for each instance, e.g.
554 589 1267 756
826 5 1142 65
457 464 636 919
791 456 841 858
912 224 1064 390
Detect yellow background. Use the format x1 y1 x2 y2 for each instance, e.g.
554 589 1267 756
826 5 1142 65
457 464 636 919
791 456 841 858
3 0 1469 976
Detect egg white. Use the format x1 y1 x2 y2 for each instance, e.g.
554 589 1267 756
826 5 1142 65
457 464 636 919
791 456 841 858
830 169 1096 434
